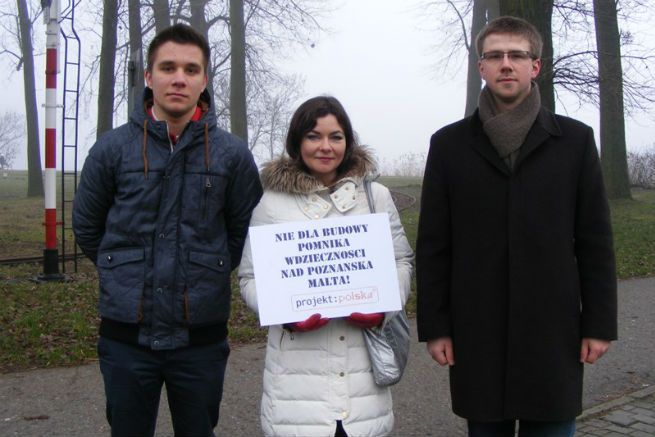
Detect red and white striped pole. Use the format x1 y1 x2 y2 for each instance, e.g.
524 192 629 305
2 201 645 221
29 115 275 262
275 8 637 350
40 0 63 280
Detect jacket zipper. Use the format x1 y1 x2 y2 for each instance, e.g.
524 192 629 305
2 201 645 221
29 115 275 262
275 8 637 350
202 176 212 219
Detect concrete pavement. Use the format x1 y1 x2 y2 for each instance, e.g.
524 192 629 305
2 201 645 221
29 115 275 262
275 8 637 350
577 385 655 437
1 276 653 436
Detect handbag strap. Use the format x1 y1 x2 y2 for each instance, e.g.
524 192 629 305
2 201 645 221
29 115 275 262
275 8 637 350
364 178 375 214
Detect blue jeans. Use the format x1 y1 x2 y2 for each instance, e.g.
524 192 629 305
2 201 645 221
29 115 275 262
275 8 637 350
98 336 230 437
468 419 576 437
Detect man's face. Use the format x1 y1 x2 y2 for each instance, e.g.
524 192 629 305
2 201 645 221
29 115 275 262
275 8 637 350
478 33 541 112
145 41 208 122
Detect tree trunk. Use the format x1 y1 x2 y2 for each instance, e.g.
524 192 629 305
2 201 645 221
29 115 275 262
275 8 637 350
152 0 170 34
487 0 500 19
16 0 43 197
593 0 631 199
128 0 144 115
465 0 487 117
229 0 248 143
499 0 555 112
97 0 118 138
189 0 214 98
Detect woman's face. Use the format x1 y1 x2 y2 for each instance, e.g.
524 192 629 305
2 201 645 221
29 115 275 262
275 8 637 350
300 114 346 186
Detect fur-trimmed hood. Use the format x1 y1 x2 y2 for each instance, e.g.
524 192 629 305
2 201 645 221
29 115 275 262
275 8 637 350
260 145 377 194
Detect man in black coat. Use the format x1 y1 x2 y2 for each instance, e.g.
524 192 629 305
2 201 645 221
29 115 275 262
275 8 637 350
416 16 617 437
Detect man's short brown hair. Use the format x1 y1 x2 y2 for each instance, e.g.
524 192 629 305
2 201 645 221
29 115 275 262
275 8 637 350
475 16 543 59
146 23 210 72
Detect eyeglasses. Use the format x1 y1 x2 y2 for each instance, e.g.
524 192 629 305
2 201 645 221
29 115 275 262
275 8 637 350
480 50 536 63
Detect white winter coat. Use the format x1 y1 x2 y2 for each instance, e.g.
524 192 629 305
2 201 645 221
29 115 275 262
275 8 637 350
238 150 414 437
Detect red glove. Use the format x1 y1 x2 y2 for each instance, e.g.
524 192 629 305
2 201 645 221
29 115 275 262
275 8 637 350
285 313 329 332
345 312 384 329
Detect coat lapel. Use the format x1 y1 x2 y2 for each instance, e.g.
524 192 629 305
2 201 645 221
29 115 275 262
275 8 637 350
514 109 561 170
468 108 562 174
467 113 511 176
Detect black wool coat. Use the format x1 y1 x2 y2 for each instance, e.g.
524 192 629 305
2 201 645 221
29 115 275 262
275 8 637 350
416 108 617 421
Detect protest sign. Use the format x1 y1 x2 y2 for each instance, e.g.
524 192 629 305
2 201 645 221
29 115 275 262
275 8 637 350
248 213 402 326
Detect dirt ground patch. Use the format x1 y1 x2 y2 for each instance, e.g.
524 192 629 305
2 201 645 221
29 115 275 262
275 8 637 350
390 190 416 211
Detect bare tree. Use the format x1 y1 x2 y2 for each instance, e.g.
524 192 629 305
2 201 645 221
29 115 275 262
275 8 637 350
551 0 655 114
465 0 488 116
230 0 247 142
627 147 655 188
127 0 145 115
248 74 304 159
593 0 631 198
152 0 170 34
78 1 156 127
425 0 650 202
212 0 325 155
97 0 118 138
421 0 497 116
499 0 555 111
426 0 655 118
189 0 218 98
488 0 499 18
1 0 44 196
0 110 24 169
79 1 325 160
240 0 325 155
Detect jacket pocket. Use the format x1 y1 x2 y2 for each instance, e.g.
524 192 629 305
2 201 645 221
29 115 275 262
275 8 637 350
182 172 228 236
185 250 231 324
97 247 145 323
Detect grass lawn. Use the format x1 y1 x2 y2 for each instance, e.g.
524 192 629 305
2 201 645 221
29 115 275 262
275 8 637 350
1 172 653 372
611 188 655 278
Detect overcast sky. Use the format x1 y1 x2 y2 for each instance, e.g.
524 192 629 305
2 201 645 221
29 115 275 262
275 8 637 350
4 0 655 170
278 0 655 163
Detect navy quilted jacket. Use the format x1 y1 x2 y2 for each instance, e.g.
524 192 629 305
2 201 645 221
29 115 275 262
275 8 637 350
73 88 262 350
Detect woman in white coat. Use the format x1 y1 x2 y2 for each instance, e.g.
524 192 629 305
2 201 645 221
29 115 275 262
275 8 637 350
238 96 414 437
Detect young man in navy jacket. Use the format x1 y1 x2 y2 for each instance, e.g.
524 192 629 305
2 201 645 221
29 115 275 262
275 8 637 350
73 24 262 437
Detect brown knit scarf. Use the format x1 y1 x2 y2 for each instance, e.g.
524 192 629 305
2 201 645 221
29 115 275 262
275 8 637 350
478 81 541 169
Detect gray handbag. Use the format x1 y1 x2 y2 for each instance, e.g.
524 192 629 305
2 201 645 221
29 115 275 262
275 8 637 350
362 178 411 387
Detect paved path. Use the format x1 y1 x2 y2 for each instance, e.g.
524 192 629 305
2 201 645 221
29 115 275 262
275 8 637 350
577 385 655 437
1 277 653 436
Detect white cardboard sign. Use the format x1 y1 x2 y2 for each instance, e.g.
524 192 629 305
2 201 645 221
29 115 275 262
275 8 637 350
248 213 402 326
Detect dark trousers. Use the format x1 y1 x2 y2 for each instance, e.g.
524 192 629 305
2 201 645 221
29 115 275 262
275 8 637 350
98 336 230 437
468 419 576 437
335 420 348 437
